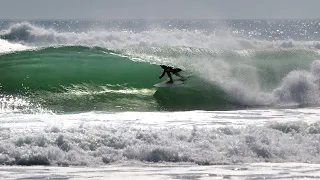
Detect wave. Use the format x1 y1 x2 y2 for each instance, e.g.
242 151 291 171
0 45 320 113
0 46 237 112
2 21 320 52
1 21 320 112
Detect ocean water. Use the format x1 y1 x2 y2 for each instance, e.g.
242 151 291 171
1 20 320 179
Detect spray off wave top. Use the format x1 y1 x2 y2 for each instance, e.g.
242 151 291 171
1 21 320 51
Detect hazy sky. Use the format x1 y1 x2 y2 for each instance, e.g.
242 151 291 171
1 0 320 20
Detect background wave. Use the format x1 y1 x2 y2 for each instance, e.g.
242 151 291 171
2 21 320 50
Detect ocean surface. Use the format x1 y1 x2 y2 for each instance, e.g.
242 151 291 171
1 19 320 179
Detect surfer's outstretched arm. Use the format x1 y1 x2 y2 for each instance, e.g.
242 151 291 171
174 72 185 81
172 68 186 81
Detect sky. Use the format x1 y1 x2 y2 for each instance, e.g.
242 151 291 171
1 0 320 20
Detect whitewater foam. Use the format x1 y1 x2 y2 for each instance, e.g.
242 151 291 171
0 109 320 166
272 60 320 106
62 84 156 96
0 94 51 114
0 39 32 54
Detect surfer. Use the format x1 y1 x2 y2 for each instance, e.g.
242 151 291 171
159 65 185 83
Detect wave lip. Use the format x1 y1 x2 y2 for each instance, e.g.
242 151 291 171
0 22 66 45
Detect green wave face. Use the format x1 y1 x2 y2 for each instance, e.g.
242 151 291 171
0 46 159 92
0 46 235 112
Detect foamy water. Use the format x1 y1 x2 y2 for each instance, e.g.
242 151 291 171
0 39 32 54
1 109 320 166
1 109 320 179
1 163 320 180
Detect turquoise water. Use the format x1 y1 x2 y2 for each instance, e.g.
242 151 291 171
0 46 235 112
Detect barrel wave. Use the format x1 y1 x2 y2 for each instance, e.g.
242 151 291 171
2 21 320 113
0 46 236 112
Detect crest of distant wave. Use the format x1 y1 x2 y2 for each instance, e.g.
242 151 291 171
1 21 320 52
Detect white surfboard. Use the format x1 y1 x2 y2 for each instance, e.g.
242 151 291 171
154 80 184 88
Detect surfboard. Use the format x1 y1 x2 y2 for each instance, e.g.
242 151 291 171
154 79 184 88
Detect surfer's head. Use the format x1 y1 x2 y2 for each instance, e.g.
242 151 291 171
160 65 168 69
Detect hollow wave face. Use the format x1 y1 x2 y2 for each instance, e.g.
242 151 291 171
1 20 320 113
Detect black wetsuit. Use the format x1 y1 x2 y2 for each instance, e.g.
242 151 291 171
159 65 182 82
160 65 182 74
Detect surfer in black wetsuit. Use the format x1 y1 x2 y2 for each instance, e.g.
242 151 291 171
159 65 185 83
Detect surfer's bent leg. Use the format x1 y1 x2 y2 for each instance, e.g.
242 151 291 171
166 72 173 83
